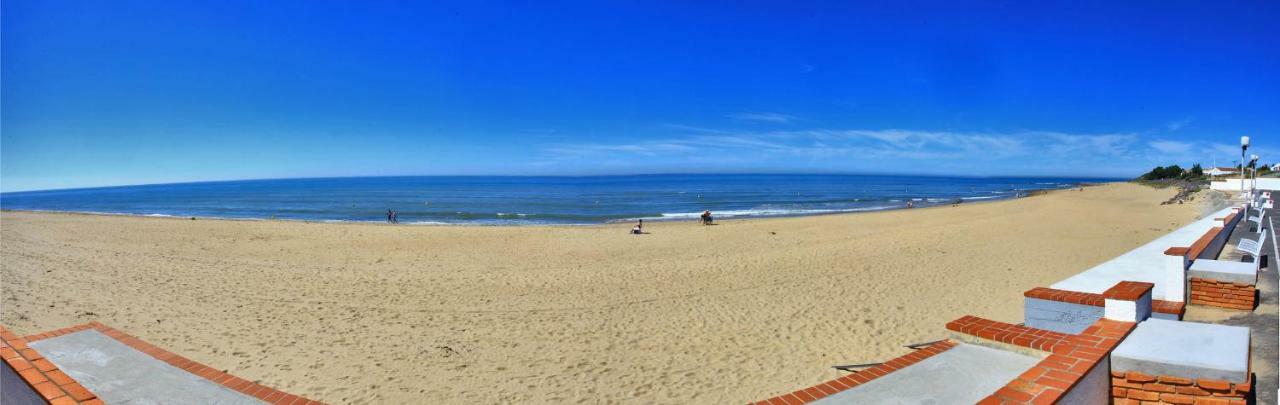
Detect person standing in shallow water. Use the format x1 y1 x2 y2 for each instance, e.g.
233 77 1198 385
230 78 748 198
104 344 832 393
387 209 394 223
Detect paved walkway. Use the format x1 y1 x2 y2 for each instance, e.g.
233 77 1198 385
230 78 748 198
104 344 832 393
1186 202 1278 405
29 330 264 405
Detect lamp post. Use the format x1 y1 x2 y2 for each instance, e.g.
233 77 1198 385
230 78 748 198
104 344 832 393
1251 154 1260 193
1241 136 1250 195
1249 153 1259 194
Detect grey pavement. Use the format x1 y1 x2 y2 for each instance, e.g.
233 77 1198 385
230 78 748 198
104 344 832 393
29 329 264 405
813 343 1040 404
1186 199 1279 405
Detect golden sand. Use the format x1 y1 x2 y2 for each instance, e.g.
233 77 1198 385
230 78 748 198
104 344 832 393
0 182 1203 403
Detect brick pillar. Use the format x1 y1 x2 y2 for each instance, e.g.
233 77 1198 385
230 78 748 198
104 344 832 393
1111 371 1251 404
1189 278 1258 310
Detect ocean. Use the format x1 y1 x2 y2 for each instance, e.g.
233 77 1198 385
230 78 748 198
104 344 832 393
0 174 1118 225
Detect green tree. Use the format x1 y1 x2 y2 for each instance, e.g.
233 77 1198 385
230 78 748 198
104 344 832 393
1188 164 1204 178
1139 165 1188 181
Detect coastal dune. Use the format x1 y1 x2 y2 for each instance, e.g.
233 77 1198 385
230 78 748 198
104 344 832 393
0 182 1203 404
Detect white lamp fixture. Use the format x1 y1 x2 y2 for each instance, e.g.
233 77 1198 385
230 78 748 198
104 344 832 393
1241 136 1250 195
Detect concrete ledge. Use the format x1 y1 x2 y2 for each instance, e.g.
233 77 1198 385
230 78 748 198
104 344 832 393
0 324 100 403
978 318 1136 404
1110 319 1250 383
24 322 318 405
1051 207 1236 302
751 340 961 404
812 343 1040 404
31 330 262 404
1188 259 1258 285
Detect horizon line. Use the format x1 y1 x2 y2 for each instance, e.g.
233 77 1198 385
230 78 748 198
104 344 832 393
1 171 1131 194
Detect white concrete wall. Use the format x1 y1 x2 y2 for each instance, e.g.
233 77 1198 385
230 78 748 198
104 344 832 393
1058 357 1110 404
1211 178 1280 191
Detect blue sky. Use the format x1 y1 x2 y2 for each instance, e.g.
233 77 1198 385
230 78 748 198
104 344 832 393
3 1 1278 192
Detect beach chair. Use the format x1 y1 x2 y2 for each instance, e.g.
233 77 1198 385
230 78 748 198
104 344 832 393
1249 202 1266 216
1234 232 1268 260
1248 211 1266 230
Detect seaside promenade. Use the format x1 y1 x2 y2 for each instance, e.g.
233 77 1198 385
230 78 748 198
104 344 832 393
754 187 1278 404
1184 196 1279 404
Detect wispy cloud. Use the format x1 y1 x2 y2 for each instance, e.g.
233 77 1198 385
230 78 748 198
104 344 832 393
730 112 796 123
1149 140 1193 154
1040 132 1136 156
536 124 1253 176
1165 118 1192 131
542 127 1143 168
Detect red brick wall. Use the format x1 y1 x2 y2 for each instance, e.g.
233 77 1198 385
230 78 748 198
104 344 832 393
1111 370 1251 405
1189 278 1256 310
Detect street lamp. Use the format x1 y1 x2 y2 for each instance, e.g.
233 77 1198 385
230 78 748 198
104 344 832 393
1250 154 1260 193
1241 136 1250 195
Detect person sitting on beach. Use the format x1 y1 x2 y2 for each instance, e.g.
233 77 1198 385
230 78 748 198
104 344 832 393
906 201 914 209
700 210 713 225
632 219 644 234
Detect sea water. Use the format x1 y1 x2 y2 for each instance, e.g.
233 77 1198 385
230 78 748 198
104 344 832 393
0 174 1116 225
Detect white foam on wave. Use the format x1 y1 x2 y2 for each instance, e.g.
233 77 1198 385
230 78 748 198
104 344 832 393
962 195 1004 201
406 220 453 225
631 205 900 221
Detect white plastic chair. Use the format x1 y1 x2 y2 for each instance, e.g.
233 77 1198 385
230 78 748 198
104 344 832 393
1248 211 1266 229
1235 232 1268 259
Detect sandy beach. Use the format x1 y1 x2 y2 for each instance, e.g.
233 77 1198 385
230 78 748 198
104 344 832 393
0 182 1207 404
